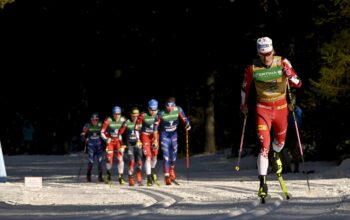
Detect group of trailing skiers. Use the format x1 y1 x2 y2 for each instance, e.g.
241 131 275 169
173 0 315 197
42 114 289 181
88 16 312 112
81 36 303 202
80 97 191 187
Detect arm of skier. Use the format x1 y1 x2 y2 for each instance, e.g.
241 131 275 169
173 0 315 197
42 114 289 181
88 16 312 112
118 121 127 136
282 58 302 88
152 113 161 148
100 118 110 144
240 65 253 114
134 113 144 131
178 106 191 131
80 123 89 143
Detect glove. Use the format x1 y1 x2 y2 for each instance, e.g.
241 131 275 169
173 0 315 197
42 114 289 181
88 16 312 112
136 140 142 149
152 139 159 150
283 66 293 79
240 105 248 115
120 145 126 153
185 123 191 131
287 103 294 112
106 138 111 144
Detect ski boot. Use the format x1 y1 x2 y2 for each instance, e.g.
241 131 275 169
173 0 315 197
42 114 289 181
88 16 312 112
128 175 135 186
86 171 92 182
151 168 160 186
165 175 172 185
146 175 153 186
273 152 283 174
118 174 126 185
169 166 176 181
97 170 104 182
258 175 268 203
105 170 111 184
274 152 290 199
136 169 143 186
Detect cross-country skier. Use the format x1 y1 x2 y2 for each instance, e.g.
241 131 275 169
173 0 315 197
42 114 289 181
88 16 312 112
101 106 126 185
240 37 302 200
135 99 160 186
80 113 104 182
153 97 191 185
118 107 143 186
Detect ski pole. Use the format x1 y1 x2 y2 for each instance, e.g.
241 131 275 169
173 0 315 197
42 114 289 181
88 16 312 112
235 113 247 171
287 80 311 192
186 129 189 169
185 129 190 184
77 144 87 183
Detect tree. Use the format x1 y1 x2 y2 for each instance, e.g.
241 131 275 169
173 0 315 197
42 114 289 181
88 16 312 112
0 0 14 9
309 29 350 104
302 0 350 159
205 71 216 153
307 0 350 105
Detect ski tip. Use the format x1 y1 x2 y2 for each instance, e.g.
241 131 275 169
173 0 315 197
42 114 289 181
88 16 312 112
152 180 160 186
172 180 180 185
259 194 270 204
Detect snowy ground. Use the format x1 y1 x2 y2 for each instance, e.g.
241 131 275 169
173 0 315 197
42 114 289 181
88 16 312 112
0 150 350 220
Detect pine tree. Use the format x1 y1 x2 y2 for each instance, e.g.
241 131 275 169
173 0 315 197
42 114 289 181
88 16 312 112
0 0 15 9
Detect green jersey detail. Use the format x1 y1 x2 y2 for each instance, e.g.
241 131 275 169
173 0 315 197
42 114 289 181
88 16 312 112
161 108 180 122
108 117 126 137
253 66 283 82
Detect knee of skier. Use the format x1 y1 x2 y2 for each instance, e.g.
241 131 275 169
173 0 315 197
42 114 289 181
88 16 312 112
272 139 285 153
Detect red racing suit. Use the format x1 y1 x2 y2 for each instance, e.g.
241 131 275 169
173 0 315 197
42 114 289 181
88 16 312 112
135 112 159 161
240 56 302 158
100 116 126 171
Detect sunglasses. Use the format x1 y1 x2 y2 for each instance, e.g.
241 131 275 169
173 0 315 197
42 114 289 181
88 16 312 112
166 102 176 107
259 51 273 57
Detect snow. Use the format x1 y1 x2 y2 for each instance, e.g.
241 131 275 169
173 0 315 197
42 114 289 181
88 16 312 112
0 150 350 219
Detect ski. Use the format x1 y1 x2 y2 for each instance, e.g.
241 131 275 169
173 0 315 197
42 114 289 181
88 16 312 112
153 180 160 186
277 174 290 199
259 195 270 204
172 179 180 185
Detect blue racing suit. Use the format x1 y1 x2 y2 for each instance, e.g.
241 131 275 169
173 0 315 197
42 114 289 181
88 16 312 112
81 121 104 175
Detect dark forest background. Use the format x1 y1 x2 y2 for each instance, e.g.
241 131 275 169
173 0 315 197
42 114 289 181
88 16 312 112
0 0 349 162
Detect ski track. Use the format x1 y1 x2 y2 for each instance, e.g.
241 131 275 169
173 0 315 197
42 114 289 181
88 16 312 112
1 154 350 219
0 180 301 220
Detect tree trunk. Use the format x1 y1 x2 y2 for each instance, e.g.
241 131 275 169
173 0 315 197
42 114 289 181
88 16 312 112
205 71 216 153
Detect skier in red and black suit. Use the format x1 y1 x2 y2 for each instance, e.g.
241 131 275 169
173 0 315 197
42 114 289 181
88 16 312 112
240 37 302 199
134 99 160 186
101 106 126 185
118 107 143 186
